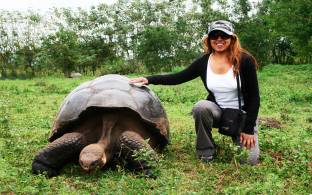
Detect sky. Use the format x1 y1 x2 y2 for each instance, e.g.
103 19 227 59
0 0 116 12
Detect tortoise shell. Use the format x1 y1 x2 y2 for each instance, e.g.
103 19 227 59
49 74 169 147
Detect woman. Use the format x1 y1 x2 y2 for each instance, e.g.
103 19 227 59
130 20 260 165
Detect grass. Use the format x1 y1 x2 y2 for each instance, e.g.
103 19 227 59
0 64 311 194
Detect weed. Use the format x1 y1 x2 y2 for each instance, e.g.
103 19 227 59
0 93 12 140
306 117 312 124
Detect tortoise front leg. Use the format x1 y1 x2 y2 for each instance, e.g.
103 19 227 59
32 132 86 177
119 131 157 177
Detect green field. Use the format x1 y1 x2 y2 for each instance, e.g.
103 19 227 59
0 64 311 194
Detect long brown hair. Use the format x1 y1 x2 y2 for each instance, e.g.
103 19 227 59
202 34 258 76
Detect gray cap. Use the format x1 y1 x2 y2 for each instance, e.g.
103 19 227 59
207 20 234 36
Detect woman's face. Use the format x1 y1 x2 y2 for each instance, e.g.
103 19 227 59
209 30 232 53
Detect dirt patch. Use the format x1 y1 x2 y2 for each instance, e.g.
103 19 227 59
1 192 14 195
308 161 312 175
259 117 283 129
270 151 283 161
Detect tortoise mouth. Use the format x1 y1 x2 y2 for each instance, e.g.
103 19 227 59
81 164 92 172
79 156 107 172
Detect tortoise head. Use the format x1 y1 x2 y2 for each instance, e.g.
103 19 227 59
79 144 108 172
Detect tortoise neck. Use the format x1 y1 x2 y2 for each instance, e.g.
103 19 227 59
100 113 119 141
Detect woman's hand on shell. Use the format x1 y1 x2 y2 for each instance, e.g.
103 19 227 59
129 77 149 85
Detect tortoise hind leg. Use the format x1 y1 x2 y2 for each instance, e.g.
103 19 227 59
119 131 157 177
32 132 86 177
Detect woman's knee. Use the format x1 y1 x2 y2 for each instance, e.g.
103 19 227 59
192 100 218 117
242 130 260 165
193 100 209 113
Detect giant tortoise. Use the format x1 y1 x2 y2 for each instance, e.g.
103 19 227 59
32 74 169 177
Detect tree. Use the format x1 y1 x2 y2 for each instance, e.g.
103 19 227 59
16 12 42 75
40 29 79 77
235 18 271 67
78 37 115 75
259 0 312 63
137 26 176 72
0 11 21 77
272 36 294 64
226 0 272 66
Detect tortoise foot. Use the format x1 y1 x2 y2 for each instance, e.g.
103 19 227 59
119 131 157 172
141 169 157 179
32 132 86 177
32 159 59 177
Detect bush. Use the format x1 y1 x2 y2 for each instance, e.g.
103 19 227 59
99 59 146 75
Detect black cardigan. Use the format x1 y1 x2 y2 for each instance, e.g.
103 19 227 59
146 52 260 134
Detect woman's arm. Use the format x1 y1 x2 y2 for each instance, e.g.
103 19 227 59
242 56 260 135
130 55 207 85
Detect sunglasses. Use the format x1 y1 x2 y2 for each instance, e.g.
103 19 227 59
209 31 232 40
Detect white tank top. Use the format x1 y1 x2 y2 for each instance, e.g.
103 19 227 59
206 54 244 109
